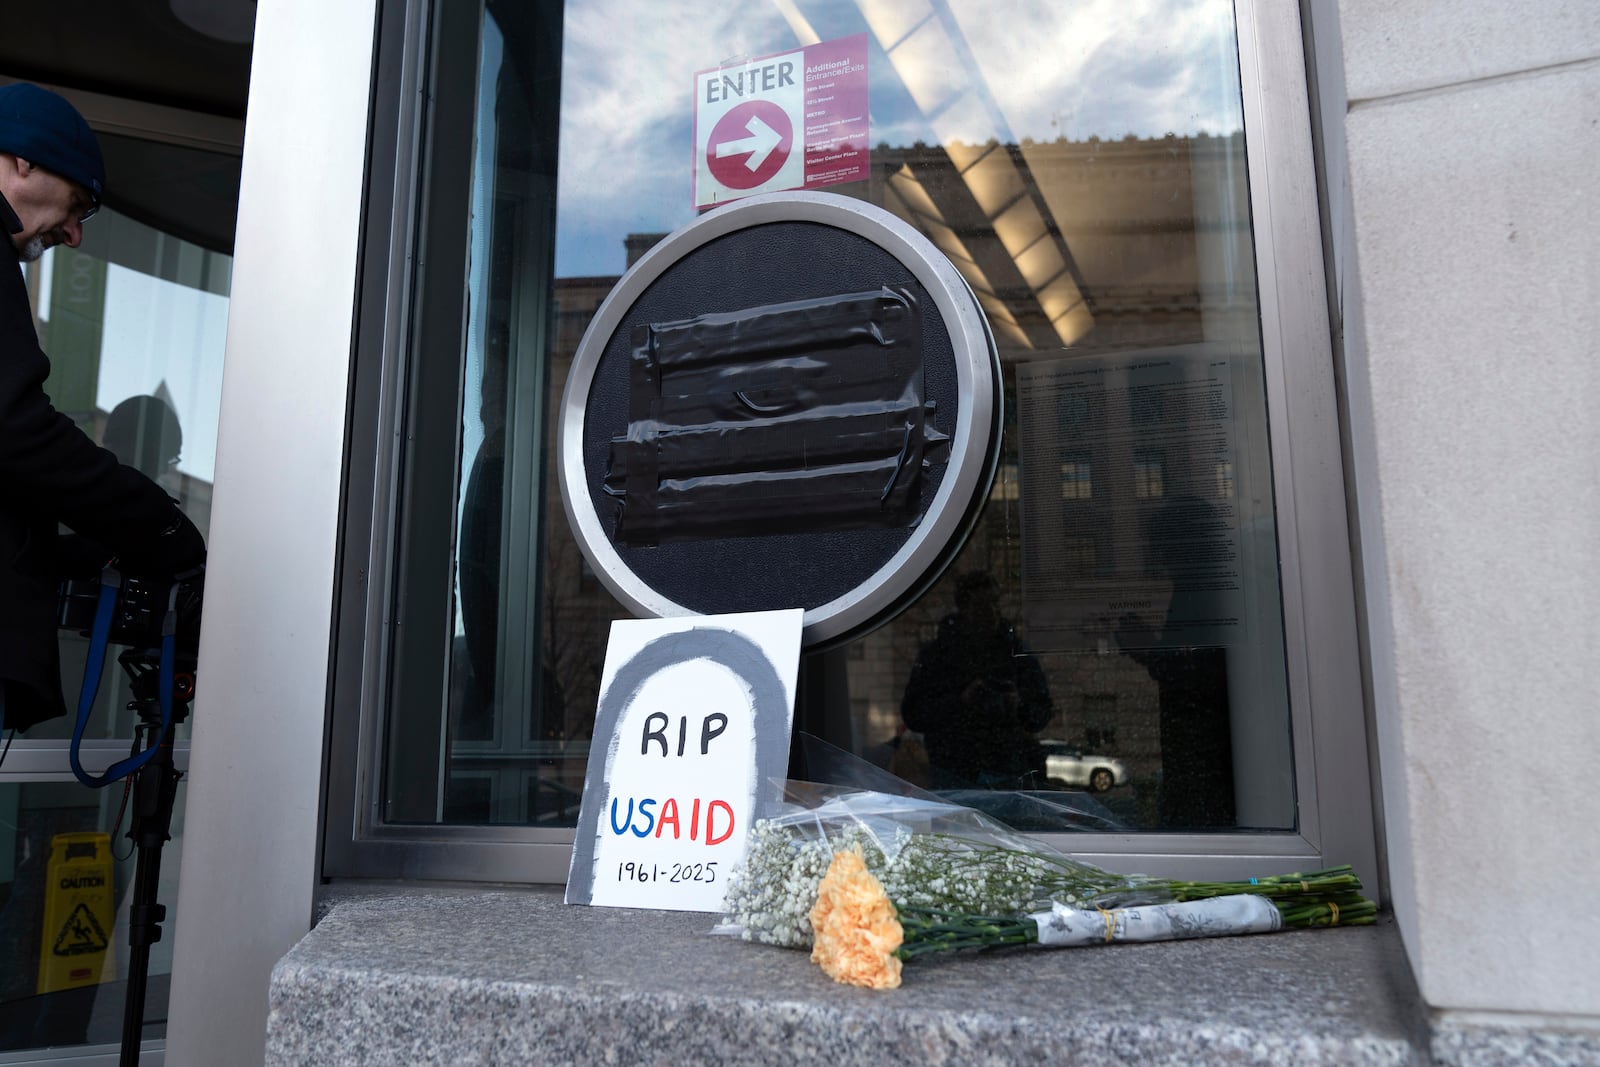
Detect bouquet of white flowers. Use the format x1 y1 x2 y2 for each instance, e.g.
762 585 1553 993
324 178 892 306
716 789 1374 990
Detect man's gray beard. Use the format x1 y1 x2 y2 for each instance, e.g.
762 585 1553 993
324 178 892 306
18 235 47 263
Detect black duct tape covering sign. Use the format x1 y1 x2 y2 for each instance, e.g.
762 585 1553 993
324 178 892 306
559 191 1002 647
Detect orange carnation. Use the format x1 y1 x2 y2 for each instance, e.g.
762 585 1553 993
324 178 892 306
808 847 904 990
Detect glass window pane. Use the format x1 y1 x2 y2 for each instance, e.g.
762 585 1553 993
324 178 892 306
3 160 227 1051
382 0 1295 833
24 210 226 746
383 2 569 825
0 780 184 1051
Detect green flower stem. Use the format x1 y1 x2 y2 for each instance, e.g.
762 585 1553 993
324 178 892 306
1276 897 1378 927
895 905 1039 960
1160 866 1365 901
900 837 1377 922
1151 867 1377 928
891 881 1379 961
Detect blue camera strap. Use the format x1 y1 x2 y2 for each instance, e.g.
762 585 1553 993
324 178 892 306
69 568 178 789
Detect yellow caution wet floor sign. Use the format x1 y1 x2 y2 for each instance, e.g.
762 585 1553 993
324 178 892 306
37 832 116 994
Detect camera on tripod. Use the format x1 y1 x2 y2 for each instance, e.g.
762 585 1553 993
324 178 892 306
54 563 205 1067
56 568 204 655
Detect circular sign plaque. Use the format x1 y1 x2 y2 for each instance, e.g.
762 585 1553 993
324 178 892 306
558 191 1001 647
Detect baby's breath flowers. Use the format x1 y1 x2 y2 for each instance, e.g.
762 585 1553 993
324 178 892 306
717 791 1376 989
719 819 882 947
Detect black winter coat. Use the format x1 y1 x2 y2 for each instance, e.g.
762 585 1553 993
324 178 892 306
0 193 201 731
901 612 1054 786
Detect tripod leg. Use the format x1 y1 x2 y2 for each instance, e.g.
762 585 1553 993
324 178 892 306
119 726 181 1067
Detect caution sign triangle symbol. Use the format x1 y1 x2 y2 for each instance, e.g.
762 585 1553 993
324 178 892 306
52 902 110 957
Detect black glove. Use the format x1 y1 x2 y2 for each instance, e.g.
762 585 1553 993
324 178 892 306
120 502 207 577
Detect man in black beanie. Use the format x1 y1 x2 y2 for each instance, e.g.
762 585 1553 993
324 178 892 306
0 82 206 734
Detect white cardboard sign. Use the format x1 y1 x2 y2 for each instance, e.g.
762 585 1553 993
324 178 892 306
564 608 802 911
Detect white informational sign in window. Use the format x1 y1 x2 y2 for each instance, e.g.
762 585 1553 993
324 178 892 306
1016 348 1248 652
693 34 868 208
565 609 803 912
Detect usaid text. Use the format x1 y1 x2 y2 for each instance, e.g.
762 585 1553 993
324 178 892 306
607 712 737 846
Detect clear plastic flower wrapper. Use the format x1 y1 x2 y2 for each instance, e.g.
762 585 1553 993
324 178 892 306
715 786 1375 990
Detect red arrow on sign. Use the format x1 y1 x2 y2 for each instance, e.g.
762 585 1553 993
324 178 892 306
707 101 794 191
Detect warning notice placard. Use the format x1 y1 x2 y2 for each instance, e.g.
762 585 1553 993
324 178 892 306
693 34 868 208
36 832 114 993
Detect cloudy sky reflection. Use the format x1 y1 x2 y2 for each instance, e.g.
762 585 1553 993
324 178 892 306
551 0 1244 277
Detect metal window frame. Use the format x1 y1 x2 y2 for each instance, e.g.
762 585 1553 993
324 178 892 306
324 0 1376 893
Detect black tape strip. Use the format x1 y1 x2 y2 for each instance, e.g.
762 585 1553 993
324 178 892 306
604 286 950 545
605 403 926 479
646 287 916 372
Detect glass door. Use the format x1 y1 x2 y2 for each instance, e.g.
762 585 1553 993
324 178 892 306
0 145 234 1055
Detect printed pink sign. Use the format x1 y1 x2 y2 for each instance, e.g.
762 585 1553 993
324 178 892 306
798 35 869 193
694 34 869 208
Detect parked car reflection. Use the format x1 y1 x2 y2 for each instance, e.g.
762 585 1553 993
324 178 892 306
1039 740 1127 793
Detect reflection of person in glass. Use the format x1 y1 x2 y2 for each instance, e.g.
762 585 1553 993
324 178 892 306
102 394 183 485
457 422 507 742
1118 495 1236 829
0 84 206 736
900 571 1053 789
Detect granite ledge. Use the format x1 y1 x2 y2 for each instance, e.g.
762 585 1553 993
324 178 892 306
268 884 1432 1066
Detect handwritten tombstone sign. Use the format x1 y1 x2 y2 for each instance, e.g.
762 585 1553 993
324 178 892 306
565 609 802 911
